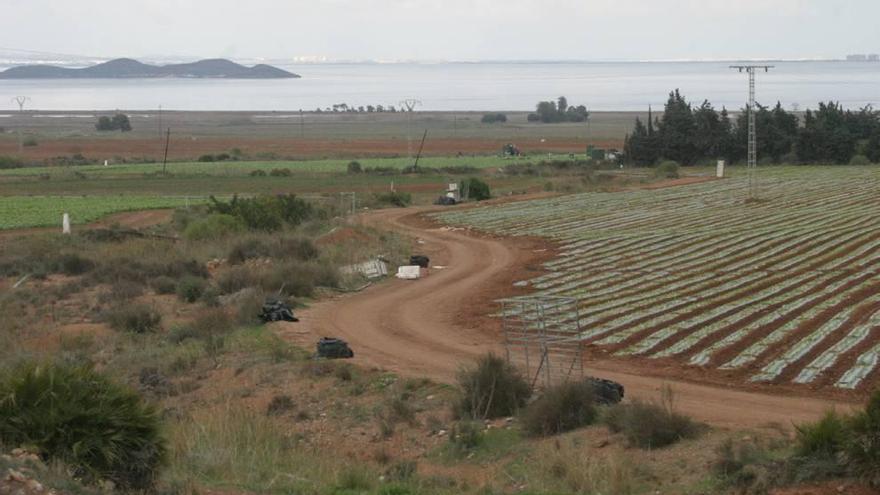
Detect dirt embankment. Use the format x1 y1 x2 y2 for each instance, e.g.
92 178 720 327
280 203 858 431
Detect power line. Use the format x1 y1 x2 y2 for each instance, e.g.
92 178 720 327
729 65 774 200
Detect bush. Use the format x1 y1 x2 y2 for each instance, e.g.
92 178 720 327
846 391 880 486
22 136 38 147
795 411 849 458
0 155 24 169
374 191 412 208
95 113 131 132
347 161 363 174
56 253 95 275
481 113 508 124
227 236 318 264
462 177 491 201
522 381 597 436
455 353 531 419
176 275 207 303
266 394 295 416
216 266 260 294
448 420 484 453
654 160 680 179
197 154 215 162
208 194 314 231
850 154 871 165
249 169 267 176
150 276 177 295
183 213 245 240
0 362 165 489
269 168 292 177
603 387 700 449
103 304 162 333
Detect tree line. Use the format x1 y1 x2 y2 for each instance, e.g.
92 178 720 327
624 89 880 166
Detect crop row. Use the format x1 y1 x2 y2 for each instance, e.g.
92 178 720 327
437 166 880 390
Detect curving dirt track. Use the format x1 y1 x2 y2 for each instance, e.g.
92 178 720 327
282 206 857 430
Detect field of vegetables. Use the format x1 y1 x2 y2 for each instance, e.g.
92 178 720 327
0 196 199 229
437 166 880 391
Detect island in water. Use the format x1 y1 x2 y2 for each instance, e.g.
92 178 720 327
0 58 300 79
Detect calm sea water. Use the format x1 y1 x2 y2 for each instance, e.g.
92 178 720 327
0 61 877 112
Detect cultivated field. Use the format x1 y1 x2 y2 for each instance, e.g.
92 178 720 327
437 166 880 393
0 110 631 161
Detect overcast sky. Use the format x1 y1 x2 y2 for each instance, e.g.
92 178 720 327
3 0 879 62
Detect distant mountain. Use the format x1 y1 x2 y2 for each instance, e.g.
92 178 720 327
0 58 300 79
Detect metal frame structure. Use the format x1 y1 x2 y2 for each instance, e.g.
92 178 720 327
730 65 774 200
501 295 584 389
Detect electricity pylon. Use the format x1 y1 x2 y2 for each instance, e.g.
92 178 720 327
730 65 773 200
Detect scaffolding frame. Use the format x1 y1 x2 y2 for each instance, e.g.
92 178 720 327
500 296 584 389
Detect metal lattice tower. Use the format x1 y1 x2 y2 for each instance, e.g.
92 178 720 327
501 296 584 390
730 65 773 200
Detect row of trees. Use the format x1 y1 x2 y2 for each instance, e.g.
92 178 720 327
528 96 590 123
624 90 880 166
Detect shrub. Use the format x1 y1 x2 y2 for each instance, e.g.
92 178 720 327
795 411 848 458
103 304 162 333
176 275 207 303
347 161 363 174
481 113 508 124
455 353 531 419
269 168 292 177
522 381 597 436
655 160 680 179
227 237 272 264
448 420 484 452
462 177 491 201
374 191 412 207
197 154 215 162
249 169 267 176
603 387 701 449
266 394 295 416
56 253 95 275
0 362 165 489
183 213 245 240
150 276 177 295
22 136 38 147
208 194 314 231
0 156 24 169
846 391 880 487
850 154 871 165
216 266 260 294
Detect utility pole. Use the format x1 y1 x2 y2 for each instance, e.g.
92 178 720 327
399 98 422 159
586 108 592 157
299 109 304 138
162 128 171 175
729 65 773 200
12 96 30 112
11 97 30 154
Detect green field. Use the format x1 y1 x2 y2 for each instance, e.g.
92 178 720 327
0 155 531 178
0 196 199 229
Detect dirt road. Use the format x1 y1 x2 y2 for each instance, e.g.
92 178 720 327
283 206 857 430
